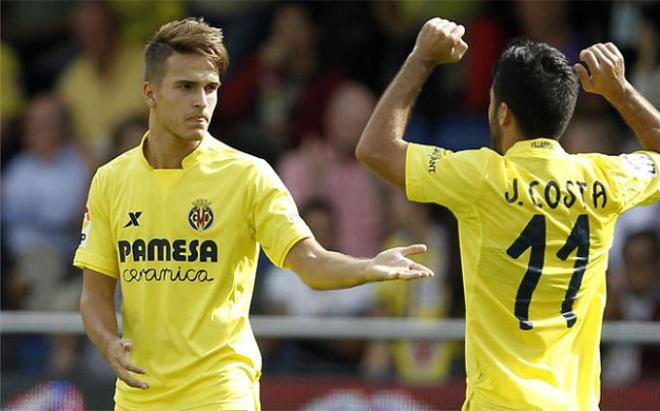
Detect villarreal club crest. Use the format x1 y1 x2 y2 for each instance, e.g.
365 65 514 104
188 199 214 232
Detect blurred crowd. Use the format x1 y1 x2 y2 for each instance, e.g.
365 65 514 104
1 0 659 386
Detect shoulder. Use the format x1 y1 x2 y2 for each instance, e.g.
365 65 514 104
202 137 275 176
408 143 498 169
458 146 499 162
576 151 658 172
93 145 143 183
410 143 497 160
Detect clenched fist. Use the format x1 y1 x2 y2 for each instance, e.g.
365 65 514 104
575 43 630 103
412 18 468 65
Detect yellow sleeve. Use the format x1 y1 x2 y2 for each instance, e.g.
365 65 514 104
73 170 118 278
613 151 660 213
405 143 493 214
251 159 313 268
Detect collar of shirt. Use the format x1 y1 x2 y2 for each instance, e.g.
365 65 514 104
504 138 567 158
138 131 212 170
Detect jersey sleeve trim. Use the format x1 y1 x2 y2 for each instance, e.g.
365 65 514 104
74 250 118 279
273 231 312 269
405 143 428 203
617 150 660 213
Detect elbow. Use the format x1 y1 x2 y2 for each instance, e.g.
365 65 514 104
306 280 326 291
79 292 86 313
79 292 90 319
355 139 378 168
354 141 369 164
296 269 327 291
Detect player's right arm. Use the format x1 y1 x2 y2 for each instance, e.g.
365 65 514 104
75 170 148 389
576 43 660 152
284 238 433 290
355 18 468 189
251 158 433 290
80 269 149 390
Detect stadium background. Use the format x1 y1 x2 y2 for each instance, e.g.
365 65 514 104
1 1 659 410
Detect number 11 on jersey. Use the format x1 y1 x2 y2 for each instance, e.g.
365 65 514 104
507 214 590 330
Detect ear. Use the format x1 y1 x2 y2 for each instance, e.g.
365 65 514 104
498 102 513 127
143 81 156 108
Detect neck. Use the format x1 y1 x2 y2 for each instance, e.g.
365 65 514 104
500 133 523 154
144 122 201 169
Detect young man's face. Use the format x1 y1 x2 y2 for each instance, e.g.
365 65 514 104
148 52 220 142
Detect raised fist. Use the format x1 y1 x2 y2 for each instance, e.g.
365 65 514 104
412 18 468 65
575 43 629 102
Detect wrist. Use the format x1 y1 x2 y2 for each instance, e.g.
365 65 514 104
606 80 634 106
407 50 439 72
100 334 121 358
359 258 373 285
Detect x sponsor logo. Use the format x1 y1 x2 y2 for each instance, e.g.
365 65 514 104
123 211 142 228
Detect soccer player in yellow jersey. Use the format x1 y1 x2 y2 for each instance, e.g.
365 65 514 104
356 18 660 411
75 18 434 411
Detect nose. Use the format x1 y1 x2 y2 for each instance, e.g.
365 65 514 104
192 88 207 109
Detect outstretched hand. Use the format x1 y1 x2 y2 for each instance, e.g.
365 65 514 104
106 338 149 390
365 244 434 282
412 18 468 65
575 43 629 102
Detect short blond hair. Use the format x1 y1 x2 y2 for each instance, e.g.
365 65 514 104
144 17 229 82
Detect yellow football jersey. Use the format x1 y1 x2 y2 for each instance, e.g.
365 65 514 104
406 139 659 411
74 133 312 410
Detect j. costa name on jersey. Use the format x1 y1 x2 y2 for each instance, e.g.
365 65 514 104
504 178 608 209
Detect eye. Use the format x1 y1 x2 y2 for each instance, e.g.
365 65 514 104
205 84 219 93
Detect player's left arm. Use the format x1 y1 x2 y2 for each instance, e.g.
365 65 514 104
284 238 433 290
576 42 660 152
355 18 468 189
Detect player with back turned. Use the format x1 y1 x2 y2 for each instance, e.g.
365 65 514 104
356 18 659 411
74 18 434 411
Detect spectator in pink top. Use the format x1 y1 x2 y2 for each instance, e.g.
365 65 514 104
278 81 385 258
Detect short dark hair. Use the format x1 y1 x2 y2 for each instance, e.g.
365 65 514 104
493 38 578 140
144 17 229 83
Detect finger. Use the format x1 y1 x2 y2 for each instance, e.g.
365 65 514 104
408 262 435 277
579 49 599 74
597 43 618 63
117 369 150 390
433 18 450 31
605 42 623 60
452 40 469 60
450 24 466 38
574 63 592 89
445 21 457 34
399 244 428 256
395 269 431 280
121 340 133 352
591 44 614 68
117 351 146 374
120 358 147 375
